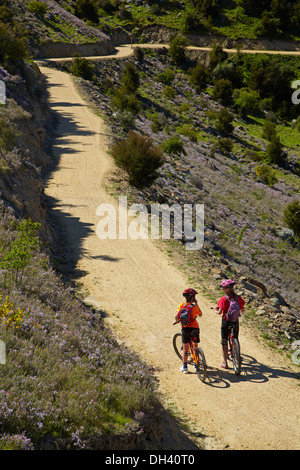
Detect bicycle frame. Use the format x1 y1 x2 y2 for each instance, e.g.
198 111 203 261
172 326 207 382
189 337 199 363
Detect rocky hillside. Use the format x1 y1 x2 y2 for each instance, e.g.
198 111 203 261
8 0 130 58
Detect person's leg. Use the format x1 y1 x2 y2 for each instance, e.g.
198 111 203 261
181 343 189 371
181 328 190 373
221 342 228 368
220 320 229 368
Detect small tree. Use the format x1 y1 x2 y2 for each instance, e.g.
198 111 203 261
283 200 300 237
211 78 233 106
188 63 208 93
74 0 98 22
209 42 228 70
169 36 188 66
233 88 260 117
214 107 234 136
71 57 95 81
262 119 277 141
254 163 278 186
133 46 144 63
121 62 140 94
265 134 284 165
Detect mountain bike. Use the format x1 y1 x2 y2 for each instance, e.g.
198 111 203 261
228 322 241 375
173 325 207 382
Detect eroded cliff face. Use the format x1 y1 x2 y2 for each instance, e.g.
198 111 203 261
0 61 54 241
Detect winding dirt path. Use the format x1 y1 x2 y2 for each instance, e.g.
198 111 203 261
40 61 299 450
38 42 300 63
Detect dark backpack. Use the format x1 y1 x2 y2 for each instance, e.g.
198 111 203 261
225 295 241 322
178 303 194 326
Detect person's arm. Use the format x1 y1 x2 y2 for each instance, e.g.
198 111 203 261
214 297 226 316
175 303 182 323
238 297 245 314
214 305 223 315
195 304 202 318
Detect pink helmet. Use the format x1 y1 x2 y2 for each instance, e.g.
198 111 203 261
220 279 235 288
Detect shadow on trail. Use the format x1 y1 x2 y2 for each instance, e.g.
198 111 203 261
202 354 297 388
42 95 121 281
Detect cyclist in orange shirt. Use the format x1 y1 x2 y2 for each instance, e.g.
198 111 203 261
175 288 202 373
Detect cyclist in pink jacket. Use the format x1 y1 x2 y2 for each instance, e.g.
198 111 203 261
214 279 245 369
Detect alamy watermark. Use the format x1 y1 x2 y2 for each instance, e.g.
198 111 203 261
292 80 300 105
96 196 204 251
0 80 6 105
0 340 6 364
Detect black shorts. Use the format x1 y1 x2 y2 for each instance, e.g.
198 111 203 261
182 327 200 344
221 319 239 343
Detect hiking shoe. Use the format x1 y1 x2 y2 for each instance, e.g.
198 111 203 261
220 362 229 369
193 363 197 372
180 366 188 374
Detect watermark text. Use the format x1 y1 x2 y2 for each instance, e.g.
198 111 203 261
0 80 6 105
96 196 204 250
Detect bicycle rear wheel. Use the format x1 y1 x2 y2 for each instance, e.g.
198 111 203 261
194 347 207 382
231 338 241 375
172 333 193 364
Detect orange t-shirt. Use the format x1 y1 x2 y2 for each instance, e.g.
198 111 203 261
177 302 202 328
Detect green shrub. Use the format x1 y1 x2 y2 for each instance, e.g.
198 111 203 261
217 137 233 154
157 68 175 85
114 110 135 131
110 131 164 187
0 22 28 65
74 0 98 22
121 62 140 94
283 200 300 237
265 134 284 165
0 219 41 282
209 42 228 70
213 107 234 136
146 111 163 132
71 57 95 81
169 36 188 66
211 78 233 106
0 116 17 155
162 135 186 155
188 63 208 93
133 46 144 63
27 1 47 16
254 163 278 186
176 123 197 142
163 86 176 99
262 119 278 141
111 86 141 115
233 88 260 117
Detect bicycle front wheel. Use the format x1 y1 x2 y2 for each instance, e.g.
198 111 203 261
172 333 193 363
231 339 241 375
173 333 183 361
194 347 207 382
